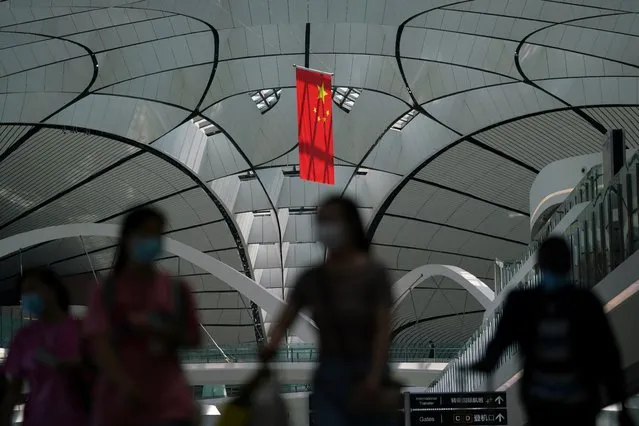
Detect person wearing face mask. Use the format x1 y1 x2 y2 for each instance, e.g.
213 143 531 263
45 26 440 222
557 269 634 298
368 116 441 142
0 267 88 426
472 236 631 426
84 207 202 426
261 196 397 426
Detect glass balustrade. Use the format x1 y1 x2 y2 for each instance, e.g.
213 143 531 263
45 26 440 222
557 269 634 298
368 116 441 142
496 163 605 294
430 151 639 393
180 343 464 364
0 317 464 365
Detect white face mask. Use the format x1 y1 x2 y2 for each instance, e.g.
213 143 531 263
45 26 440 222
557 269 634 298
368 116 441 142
318 223 344 250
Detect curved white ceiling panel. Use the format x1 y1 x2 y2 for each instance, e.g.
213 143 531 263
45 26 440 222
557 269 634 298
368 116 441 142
472 108 603 170
0 55 95 95
400 27 522 81
0 124 33 156
0 7 171 35
414 143 537 212
424 82 564 135
198 133 251 181
446 0 613 20
95 63 215 112
203 54 303 107
536 76 639 106
46 94 188 143
90 33 216 88
521 47 639 80
363 113 460 175
313 54 410 102
203 91 297 165
152 120 209 174
400 57 515 105
0 126 137 230
0 33 88 74
2 0 639 347
127 0 458 27
527 19 639 69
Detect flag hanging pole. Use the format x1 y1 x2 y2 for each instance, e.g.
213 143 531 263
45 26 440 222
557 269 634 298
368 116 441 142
293 64 334 76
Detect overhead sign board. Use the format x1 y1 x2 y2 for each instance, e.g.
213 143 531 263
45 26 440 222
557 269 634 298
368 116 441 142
409 392 507 426
410 410 508 425
410 392 507 410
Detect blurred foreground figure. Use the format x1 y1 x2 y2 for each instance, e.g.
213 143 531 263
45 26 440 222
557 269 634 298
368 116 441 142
0 268 89 426
84 207 202 426
262 196 400 426
473 236 631 426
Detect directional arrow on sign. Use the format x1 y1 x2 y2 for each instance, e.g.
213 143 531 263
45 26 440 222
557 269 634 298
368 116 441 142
495 396 504 405
496 413 505 422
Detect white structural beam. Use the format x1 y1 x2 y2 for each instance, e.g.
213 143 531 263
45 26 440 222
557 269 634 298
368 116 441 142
392 264 495 310
0 223 317 342
184 361 447 387
529 153 603 229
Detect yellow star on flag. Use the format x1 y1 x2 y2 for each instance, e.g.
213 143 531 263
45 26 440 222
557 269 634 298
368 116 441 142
317 83 328 104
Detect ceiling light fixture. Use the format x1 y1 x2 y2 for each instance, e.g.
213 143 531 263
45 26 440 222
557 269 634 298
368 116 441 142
193 118 221 137
333 87 362 113
392 110 419 131
250 88 283 114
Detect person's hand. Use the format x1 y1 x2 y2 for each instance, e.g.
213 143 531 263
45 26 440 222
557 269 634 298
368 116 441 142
259 342 277 363
470 359 492 373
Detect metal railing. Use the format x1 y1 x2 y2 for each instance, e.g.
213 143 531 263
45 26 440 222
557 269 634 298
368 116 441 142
181 343 464 364
430 151 639 393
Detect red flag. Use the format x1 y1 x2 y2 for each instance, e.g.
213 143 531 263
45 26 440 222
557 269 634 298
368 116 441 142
296 67 334 185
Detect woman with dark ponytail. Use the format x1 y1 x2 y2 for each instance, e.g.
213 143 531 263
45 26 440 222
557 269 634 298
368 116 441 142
0 267 88 426
84 207 202 426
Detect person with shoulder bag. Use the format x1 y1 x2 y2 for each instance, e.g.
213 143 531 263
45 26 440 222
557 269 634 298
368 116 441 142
84 207 202 426
260 196 401 426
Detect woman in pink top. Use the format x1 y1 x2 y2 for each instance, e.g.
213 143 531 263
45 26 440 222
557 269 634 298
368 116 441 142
0 267 89 426
84 207 201 426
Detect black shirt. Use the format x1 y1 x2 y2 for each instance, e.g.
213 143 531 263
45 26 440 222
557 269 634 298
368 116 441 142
288 260 392 361
482 287 625 414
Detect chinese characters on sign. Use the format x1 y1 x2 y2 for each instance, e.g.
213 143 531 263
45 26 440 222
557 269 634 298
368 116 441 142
410 393 507 425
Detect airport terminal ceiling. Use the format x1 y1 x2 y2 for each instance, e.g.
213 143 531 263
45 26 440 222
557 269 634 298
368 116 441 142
0 0 638 347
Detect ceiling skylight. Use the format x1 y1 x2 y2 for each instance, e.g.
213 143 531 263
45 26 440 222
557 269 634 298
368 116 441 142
392 109 419 131
333 87 362 112
250 88 282 113
193 118 221 136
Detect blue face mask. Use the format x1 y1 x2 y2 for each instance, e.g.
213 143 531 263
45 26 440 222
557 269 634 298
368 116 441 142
540 270 569 291
132 237 162 264
22 292 44 318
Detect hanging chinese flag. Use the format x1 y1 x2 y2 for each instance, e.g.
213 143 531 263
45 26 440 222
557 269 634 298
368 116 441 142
296 66 335 185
